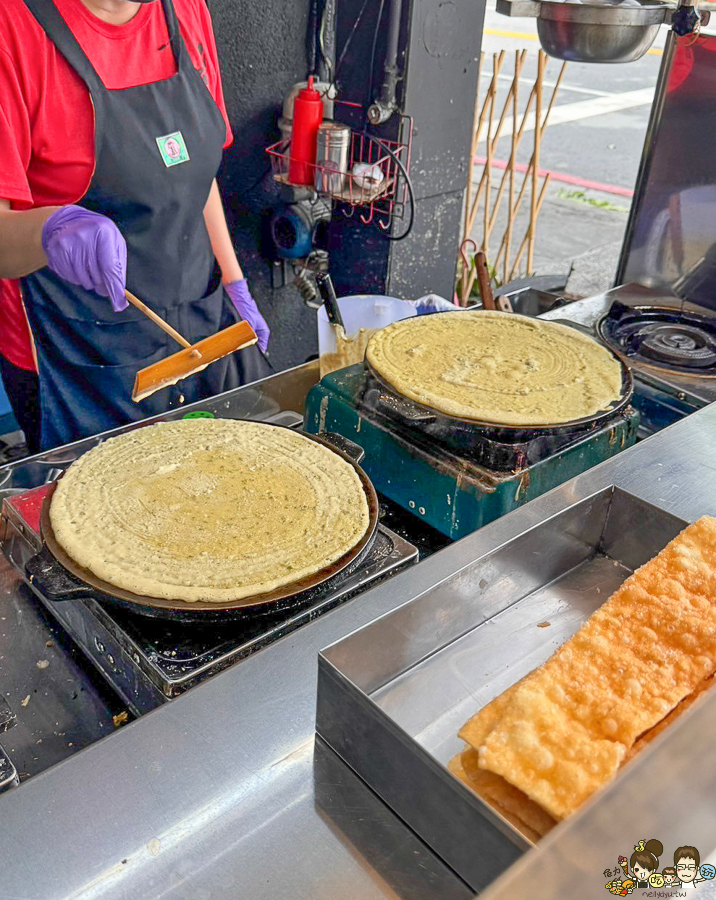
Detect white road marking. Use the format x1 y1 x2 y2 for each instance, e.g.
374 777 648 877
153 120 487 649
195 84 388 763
483 70 613 98
477 87 655 141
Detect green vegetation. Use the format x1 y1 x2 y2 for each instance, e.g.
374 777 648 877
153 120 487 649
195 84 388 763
557 188 630 214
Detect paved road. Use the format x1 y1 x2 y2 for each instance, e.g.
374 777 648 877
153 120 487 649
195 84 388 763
468 3 668 294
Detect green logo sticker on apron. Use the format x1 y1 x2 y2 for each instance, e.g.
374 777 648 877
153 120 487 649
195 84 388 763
156 131 190 167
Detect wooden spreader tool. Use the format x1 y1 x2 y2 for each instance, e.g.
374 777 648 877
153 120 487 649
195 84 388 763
124 290 258 402
474 252 496 311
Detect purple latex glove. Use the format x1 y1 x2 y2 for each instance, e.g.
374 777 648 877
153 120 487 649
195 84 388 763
225 279 270 353
41 206 128 312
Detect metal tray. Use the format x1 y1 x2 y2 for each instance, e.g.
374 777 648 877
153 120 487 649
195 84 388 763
316 486 689 892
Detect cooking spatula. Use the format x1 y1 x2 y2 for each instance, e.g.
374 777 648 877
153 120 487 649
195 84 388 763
124 290 258 403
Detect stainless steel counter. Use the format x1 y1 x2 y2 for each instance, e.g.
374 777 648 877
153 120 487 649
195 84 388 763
0 363 326 784
1 370 716 898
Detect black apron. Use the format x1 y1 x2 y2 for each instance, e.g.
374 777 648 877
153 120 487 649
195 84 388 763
21 0 270 451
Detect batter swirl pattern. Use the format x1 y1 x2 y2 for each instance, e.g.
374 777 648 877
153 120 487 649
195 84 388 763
50 420 370 603
366 310 623 426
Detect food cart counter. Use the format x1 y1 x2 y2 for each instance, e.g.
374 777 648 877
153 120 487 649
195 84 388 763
0 366 715 899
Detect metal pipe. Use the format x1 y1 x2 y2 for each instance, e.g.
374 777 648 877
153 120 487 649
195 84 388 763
368 0 403 124
307 0 319 75
319 0 337 85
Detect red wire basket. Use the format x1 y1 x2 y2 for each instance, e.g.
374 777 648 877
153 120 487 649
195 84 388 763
266 113 413 232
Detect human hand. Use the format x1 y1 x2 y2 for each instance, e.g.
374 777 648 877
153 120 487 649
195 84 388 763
41 206 128 311
224 279 270 353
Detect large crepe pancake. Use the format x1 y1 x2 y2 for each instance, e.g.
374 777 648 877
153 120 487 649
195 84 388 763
49 420 371 603
365 310 624 426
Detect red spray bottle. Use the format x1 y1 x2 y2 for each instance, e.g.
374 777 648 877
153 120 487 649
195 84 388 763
288 76 323 185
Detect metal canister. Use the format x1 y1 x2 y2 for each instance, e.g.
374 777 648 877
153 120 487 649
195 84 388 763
314 122 351 195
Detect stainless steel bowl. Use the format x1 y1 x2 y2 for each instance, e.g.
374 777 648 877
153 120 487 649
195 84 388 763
497 0 674 64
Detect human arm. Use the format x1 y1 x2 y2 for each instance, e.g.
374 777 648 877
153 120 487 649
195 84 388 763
0 200 127 311
0 200 56 278
203 180 243 283
204 180 270 352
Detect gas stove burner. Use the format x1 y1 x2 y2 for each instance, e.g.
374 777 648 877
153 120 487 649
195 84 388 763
599 303 716 376
630 322 716 367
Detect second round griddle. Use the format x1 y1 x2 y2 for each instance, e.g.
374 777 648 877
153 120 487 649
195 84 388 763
31 431 379 623
363 312 633 435
364 352 633 439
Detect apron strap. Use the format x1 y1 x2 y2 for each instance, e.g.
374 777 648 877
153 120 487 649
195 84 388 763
159 0 188 68
21 0 105 95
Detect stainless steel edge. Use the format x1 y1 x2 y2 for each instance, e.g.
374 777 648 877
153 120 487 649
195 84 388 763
316 653 528 891
315 486 690 890
1 386 716 896
497 0 673 22
319 487 614 693
478 688 716 900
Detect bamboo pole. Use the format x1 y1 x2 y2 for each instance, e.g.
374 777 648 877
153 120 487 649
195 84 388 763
459 239 477 306
527 51 545 273
478 79 537 242
461 53 485 303
493 60 567 272
495 167 530 270
463 252 479 302
463 54 567 293
463 51 485 243
504 51 519 283
484 49 527 255
509 173 552 280
463 59 503 247
465 51 522 240
483 54 499 253
475 51 505 145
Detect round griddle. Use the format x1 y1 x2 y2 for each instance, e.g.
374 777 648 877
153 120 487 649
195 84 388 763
32 430 379 623
364 346 633 439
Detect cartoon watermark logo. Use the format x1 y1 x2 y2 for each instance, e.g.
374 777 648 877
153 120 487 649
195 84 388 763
602 840 715 895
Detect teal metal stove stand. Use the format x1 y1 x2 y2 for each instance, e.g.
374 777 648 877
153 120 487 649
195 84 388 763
304 365 640 541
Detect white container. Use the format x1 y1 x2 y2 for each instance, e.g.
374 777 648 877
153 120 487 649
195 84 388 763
317 295 417 376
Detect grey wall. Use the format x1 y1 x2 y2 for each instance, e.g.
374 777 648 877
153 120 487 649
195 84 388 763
209 0 485 371
329 0 485 302
208 0 319 371
388 0 485 300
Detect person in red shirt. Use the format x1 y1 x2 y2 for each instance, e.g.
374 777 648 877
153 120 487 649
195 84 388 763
0 0 271 453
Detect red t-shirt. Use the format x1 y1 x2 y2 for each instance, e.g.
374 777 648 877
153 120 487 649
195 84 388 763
0 0 233 372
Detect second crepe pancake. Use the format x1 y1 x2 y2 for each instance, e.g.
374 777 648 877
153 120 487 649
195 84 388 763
365 310 624 426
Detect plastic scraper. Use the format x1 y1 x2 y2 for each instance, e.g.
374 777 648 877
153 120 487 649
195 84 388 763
124 289 258 402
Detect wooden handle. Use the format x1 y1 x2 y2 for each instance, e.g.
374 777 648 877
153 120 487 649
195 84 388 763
124 290 198 354
475 252 495 310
